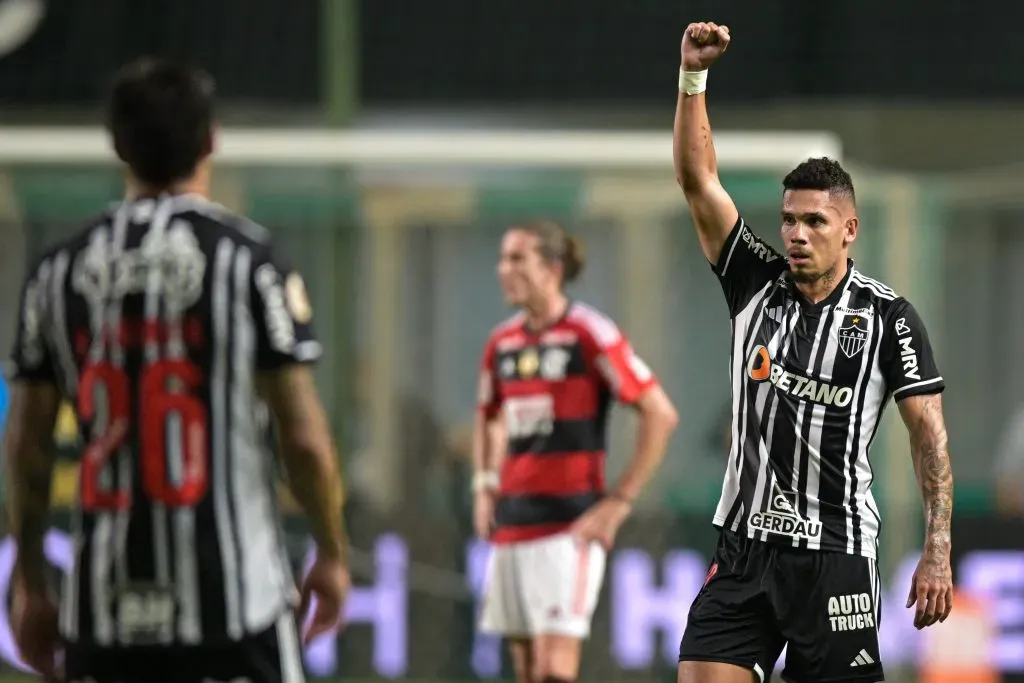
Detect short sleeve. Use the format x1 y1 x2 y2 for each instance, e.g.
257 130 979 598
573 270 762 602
584 321 657 405
8 256 58 384
476 337 502 418
250 242 322 370
712 218 787 318
879 299 945 401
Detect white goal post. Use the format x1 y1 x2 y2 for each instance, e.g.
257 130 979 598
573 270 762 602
0 127 841 169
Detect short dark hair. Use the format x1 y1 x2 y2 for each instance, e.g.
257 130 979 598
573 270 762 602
106 58 215 187
782 157 855 204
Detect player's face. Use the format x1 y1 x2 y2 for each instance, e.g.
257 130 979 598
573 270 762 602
780 189 858 284
497 229 558 306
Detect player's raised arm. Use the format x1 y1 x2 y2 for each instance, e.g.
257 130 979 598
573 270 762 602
674 21 740 265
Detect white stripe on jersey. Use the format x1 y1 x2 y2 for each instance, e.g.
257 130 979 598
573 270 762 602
803 290 851 550
788 301 834 547
842 297 879 555
715 279 776 532
212 238 244 640
50 251 82 642
161 215 202 644
142 198 176 644
107 203 140 644
276 611 306 683
851 272 896 301
80 223 115 646
568 302 622 349
231 247 291 631
752 303 801 542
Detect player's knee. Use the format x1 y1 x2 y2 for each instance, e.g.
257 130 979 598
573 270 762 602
540 676 574 683
534 660 578 683
678 659 760 683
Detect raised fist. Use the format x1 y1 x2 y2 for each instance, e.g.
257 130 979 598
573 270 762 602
681 22 731 71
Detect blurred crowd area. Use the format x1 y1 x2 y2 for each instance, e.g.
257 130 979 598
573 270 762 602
3 1 1024 681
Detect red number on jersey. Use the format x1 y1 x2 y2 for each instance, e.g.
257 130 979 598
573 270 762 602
77 360 210 510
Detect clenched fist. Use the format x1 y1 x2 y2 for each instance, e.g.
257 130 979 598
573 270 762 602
681 22 731 71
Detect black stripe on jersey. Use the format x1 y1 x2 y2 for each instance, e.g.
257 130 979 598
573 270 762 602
493 343 587 382
847 315 883 555
752 298 801 541
495 492 603 527
794 304 838 548
730 285 779 530
722 319 746 530
506 418 606 456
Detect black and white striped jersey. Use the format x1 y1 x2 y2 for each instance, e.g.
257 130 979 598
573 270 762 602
711 218 944 559
7 193 321 647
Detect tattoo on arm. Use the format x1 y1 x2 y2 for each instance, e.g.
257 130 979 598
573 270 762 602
904 393 953 559
3 384 60 591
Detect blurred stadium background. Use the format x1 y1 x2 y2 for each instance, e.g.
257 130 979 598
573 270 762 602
1 1 1024 682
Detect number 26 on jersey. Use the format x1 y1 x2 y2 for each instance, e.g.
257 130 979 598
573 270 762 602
78 359 209 511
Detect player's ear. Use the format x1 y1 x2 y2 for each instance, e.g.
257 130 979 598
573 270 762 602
203 122 218 158
842 216 859 247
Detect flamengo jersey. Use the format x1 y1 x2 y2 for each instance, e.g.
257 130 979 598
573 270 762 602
7 194 321 647
712 219 944 559
477 302 657 544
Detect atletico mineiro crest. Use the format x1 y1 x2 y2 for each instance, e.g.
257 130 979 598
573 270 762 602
838 315 868 359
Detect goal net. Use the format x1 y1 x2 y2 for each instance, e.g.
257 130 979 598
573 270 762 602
0 126 846 681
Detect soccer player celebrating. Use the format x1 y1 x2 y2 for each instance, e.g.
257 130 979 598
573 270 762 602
473 221 679 683
673 21 954 683
3 59 348 683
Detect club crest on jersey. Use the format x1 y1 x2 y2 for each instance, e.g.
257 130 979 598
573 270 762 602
540 347 571 381
517 347 540 378
838 315 869 359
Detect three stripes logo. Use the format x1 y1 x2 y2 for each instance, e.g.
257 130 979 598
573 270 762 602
849 649 875 668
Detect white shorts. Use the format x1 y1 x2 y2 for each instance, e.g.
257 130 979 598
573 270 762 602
478 532 606 639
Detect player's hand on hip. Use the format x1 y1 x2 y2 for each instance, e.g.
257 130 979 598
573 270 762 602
570 497 632 551
906 551 954 629
681 21 731 71
10 578 60 683
473 490 497 540
298 554 351 646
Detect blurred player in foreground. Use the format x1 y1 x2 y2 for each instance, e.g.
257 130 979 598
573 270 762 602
3 58 348 683
473 221 679 683
674 21 954 683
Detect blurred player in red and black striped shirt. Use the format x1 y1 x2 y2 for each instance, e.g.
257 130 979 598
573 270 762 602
473 221 678 683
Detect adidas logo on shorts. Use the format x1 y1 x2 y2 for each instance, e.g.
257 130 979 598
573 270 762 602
849 649 875 667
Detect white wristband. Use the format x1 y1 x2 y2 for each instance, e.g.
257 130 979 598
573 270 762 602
472 470 500 493
679 67 708 96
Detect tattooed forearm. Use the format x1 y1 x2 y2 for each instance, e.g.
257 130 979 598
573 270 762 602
2 383 60 592
901 393 953 558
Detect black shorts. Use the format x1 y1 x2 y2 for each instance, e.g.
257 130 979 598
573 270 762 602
679 530 883 683
64 615 305 683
